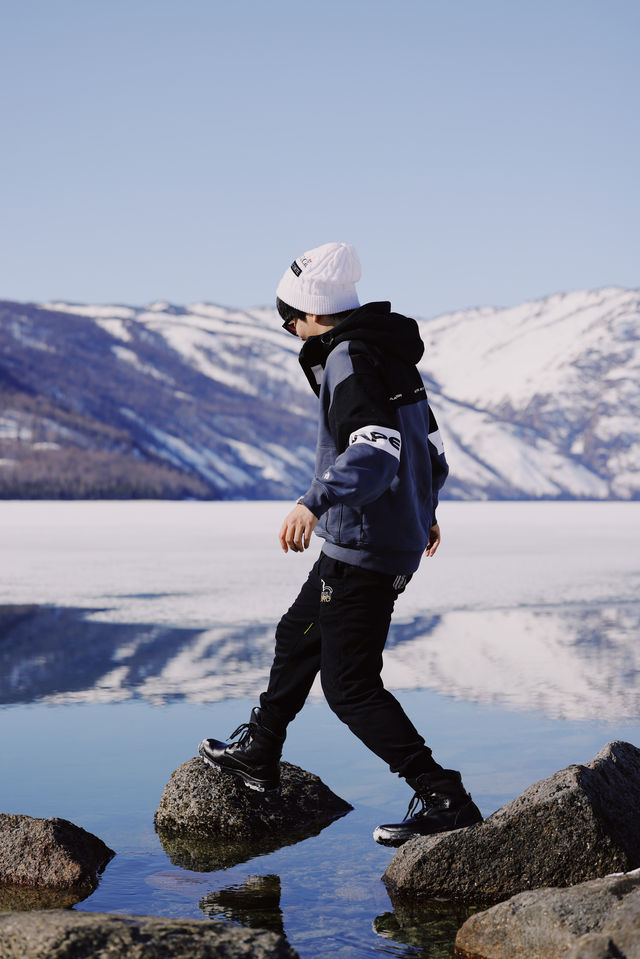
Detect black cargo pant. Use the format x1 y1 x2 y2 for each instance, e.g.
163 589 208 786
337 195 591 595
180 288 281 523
259 552 438 780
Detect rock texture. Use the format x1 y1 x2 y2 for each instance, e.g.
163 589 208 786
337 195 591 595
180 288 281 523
455 868 640 959
0 910 299 959
384 741 640 906
0 814 114 891
155 757 352 842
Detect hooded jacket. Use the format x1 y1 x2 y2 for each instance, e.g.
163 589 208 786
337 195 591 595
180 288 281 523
297 301 448 576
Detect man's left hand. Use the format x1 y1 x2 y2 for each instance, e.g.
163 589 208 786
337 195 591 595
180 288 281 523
425 523 441 557
279 503 318 553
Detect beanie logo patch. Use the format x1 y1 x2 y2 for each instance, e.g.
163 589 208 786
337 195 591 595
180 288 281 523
290 260 302 277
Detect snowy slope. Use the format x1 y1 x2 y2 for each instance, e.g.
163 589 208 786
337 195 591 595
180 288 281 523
0 299 316 499
0 286 638 499
417 286 640 499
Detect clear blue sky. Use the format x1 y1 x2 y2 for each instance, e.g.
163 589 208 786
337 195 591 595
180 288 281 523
1 0 638 318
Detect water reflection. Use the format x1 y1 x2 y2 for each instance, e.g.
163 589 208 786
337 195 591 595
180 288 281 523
200 874 285 936
196 873 474 957
383 602 640 720
156 811 351 872
0 883 92 911
373 898 476 958
1 601 638 720
0 605 270 706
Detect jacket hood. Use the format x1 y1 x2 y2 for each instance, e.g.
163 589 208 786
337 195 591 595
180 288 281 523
299 302 425 374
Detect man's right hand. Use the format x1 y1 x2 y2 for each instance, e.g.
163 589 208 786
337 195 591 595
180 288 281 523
279 503 318 553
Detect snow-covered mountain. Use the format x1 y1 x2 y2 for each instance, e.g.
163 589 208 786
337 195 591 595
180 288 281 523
0 287 638 499
421 287 639 499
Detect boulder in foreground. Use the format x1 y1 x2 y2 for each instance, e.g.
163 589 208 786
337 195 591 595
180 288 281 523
455 868 640 959
0 910 299 959
0 814 114 891
154 757 352 841
383 741 640 906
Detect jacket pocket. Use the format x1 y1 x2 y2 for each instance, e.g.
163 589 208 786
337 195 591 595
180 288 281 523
334 504 363 546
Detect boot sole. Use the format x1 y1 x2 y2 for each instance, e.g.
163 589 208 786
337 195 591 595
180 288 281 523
373 803 483 847
373 825 416 847
198 741 280 793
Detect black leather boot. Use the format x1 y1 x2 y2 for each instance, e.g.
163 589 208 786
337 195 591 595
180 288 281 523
373 769 483 847
198 707 285 793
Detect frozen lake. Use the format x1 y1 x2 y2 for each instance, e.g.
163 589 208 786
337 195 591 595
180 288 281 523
1 500 639 957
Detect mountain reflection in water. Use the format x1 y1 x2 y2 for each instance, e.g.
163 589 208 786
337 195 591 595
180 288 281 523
1 600 637 721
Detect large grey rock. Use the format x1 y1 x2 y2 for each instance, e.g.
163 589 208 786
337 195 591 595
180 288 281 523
384 741 640 906
0 910 299 959
454 868 640 959
155 757 352 843
0 814 114 891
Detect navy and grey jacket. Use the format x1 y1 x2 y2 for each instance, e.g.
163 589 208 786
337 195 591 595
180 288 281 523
297 301 449 576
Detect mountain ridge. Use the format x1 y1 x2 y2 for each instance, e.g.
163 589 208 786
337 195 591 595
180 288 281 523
1 286 638 500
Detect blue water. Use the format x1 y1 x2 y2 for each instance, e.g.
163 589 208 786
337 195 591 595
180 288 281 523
3 690 640 957
1 501 639 957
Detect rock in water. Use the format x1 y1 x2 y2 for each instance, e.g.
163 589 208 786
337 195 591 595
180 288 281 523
0 910 299 959
155 757 353 840
455 868 640 959
0 814 114 891
383 740 640 906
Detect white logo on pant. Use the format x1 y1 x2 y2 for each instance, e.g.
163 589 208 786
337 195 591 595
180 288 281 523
321 580 333 603
348 425 402 461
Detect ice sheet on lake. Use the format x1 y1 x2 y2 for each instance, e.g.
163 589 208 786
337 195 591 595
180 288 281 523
0 502 638 720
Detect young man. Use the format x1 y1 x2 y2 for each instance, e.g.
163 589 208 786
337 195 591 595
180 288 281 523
199 241 482 846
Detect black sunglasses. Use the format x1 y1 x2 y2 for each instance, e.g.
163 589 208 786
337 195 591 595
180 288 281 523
276 297 306 336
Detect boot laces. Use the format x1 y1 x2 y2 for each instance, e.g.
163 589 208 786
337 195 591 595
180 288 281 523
403 788 447 822
228 721 257 747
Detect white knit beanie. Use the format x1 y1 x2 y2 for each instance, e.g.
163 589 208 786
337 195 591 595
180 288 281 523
276 241 361 315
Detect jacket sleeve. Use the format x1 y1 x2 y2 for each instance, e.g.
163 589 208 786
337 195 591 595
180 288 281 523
427 404 449 526
299 350 401 518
